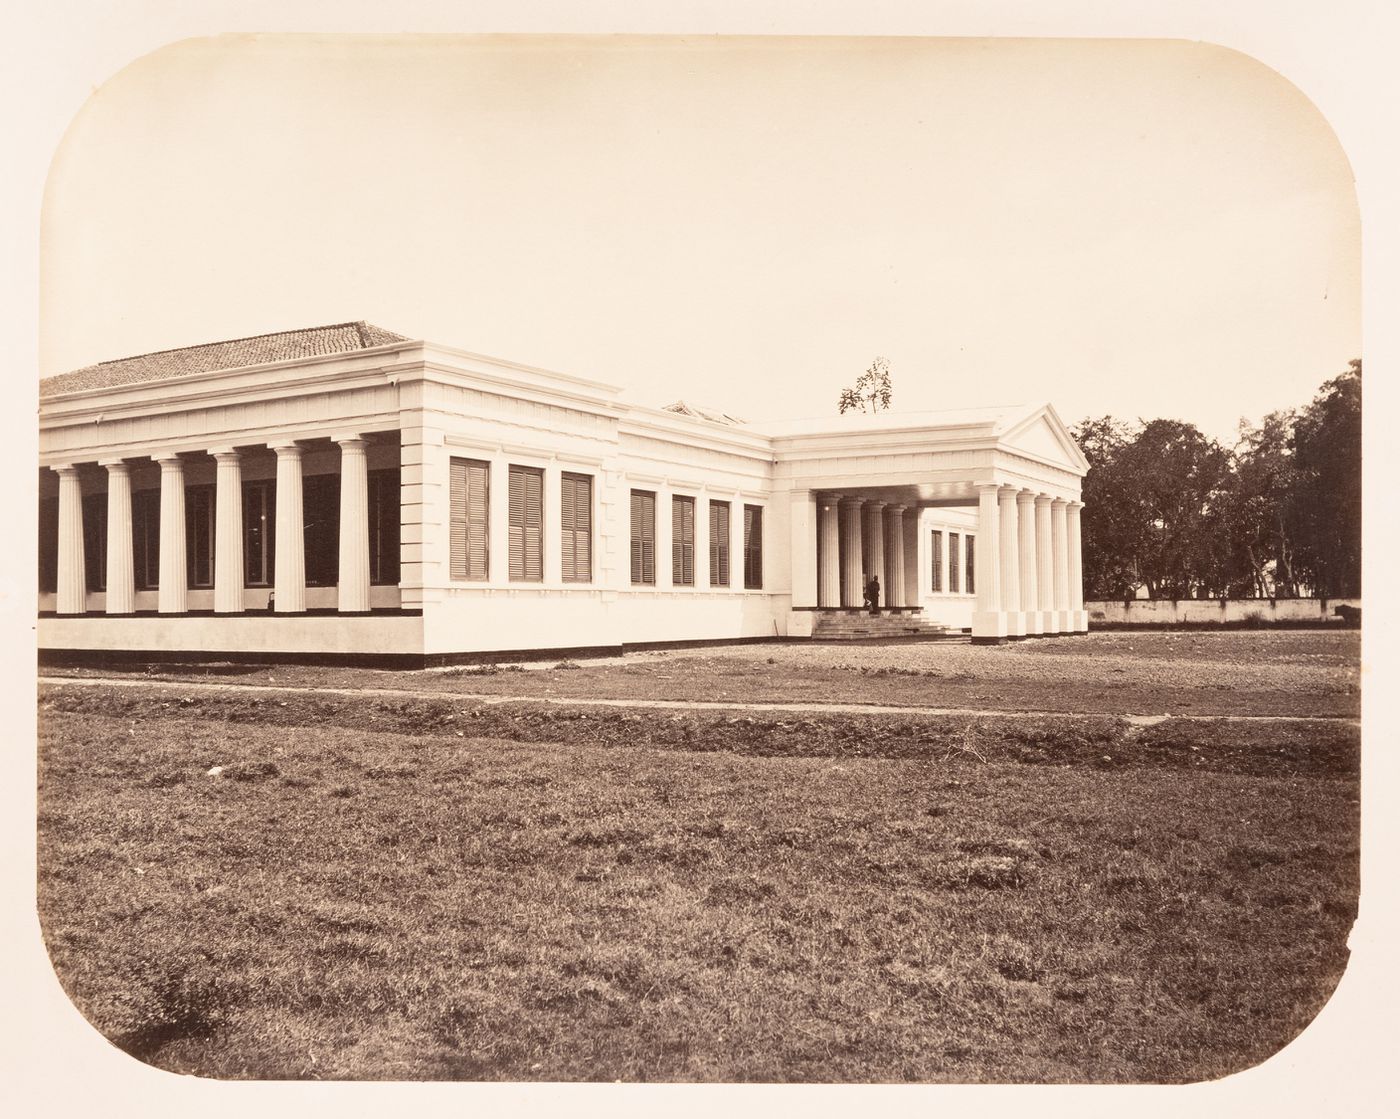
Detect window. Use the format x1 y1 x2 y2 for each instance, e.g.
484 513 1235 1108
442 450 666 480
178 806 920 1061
243 480 275 587
630 490 656 585
948 532 960 595
965 536 976 595
508 465 544 582
38 495 58 593
82 492 107 593
303 474 340 587
133 489 161 591
449 458 489 581
672 495 696 586
186 485 215 589
709 500 731 587
930 530 943 593
743 504 763 589
368 468 401 586
560 472 592 583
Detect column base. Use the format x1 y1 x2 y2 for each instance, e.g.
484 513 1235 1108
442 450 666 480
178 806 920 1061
1054 610 1073 633
1022 611 1044 637
1005 610 1028 638
1071 610 1089 633
971 610 1008 643
1039 610 1063 635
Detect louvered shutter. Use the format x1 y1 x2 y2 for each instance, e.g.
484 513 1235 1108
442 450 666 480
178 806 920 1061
450 459 489 581
672 496 695 585
508 466 544 582
743 504 763 589
709 501 730 586
561 472 591 583
964 536 975 595
931 531 943 592
948 532 960 594
630 490 655 584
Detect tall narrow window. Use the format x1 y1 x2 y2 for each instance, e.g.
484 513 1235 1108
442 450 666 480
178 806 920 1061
368 468 401 586
965 536 976 595
948 532 960 594
743 504 763 590
930 530 943 593
672 495 695 586
186 484 215 589
449 458 489 581
133 489 161 591
560 472 592 583
83 492 107 593
303 474 341 588
709 500 731 587
243 480 274 587
508 465 544 582
630 490 656 585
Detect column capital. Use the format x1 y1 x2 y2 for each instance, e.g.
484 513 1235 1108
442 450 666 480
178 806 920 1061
270 442 305 459
973 481 1002 496
839 495 866 508
1016 488 1037 505
864 499 887 512
51 463 81 476
207 446 241 460
333 434 370 450
886 503 906 515
1034 493 1054 508
1051 496 1068 509
98 457 131 471
153 451 185 468
1067 499 1084 512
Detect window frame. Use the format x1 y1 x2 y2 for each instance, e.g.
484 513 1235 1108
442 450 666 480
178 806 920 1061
948 531 960 595
708 500 731 587
742 504 763 590
185 483 216 590
930 529 943 594
630 489 657 586
133 488 162 591
242 479 275 588
508 464 545 583
672 494 696 587
560 471 593 584
368 467 401 587
449 457 490 582
965 535 976 596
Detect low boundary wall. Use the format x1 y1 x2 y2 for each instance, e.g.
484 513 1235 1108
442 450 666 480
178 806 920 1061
1087 598 1360 627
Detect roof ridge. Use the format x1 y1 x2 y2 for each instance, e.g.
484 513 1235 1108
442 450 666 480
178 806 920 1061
80 321 386 371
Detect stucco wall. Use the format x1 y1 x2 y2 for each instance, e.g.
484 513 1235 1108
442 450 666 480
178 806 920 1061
1086 598 1360 625
38 613 424 655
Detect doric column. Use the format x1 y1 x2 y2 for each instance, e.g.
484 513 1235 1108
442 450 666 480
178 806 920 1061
54 465 87 615
1017 490 1041 636
998 487 1024 638
971 483 1005 643
272 443 306 613
100 461 135 615
901 507 920 606
864 501 885 607
885 504 906 609
789 489 817 607
335 436 371 612
840 498 863 607
211 450 244 614
817 498 841 608
1052 497 1070 633
155 454 187 614
1068 500 1087 632
1035 495 1056 634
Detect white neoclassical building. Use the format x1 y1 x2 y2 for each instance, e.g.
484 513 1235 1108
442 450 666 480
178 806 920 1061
37 322 1089 665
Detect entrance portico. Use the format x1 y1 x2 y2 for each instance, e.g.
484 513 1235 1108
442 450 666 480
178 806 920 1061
770 403 1090 643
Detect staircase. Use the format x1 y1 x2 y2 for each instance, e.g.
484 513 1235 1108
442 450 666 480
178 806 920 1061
809 608 957 640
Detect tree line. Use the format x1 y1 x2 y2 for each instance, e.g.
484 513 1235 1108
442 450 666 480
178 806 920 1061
1072 360 1360 602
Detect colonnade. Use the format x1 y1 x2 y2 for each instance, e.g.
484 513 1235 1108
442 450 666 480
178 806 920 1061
971 483 1085 641
48 434 375 616
809 495 921 610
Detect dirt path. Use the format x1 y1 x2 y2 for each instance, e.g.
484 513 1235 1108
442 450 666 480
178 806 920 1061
37 674 1359 727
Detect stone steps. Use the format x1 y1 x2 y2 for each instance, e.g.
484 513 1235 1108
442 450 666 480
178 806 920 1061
810 610 956 640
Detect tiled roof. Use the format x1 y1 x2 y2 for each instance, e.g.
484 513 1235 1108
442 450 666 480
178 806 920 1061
40 321 411 398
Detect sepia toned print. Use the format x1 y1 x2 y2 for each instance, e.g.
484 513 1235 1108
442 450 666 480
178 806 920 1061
35 35 1359 1081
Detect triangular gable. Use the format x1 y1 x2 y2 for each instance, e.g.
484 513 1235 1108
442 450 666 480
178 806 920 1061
998 404 1089 474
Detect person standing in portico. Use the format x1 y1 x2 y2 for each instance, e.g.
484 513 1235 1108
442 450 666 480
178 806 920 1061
866 574 881 615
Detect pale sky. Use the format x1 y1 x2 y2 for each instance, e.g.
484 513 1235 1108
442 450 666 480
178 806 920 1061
40 35 1359 443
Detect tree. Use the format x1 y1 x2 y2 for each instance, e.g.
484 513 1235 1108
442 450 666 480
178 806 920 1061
1072 416 1141 599
1288 359 1361 598
1223 410 1300 599
838 357 893 414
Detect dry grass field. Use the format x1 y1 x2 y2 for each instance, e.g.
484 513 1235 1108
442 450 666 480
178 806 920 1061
36 631 1360 1082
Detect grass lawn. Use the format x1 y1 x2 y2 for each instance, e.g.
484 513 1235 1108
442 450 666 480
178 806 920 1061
36 634 1360 1081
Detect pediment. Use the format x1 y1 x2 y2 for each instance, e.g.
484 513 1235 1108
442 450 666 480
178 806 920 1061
999 406 1089 474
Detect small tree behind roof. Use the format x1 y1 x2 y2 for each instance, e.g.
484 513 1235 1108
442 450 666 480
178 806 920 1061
838 356 893 415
